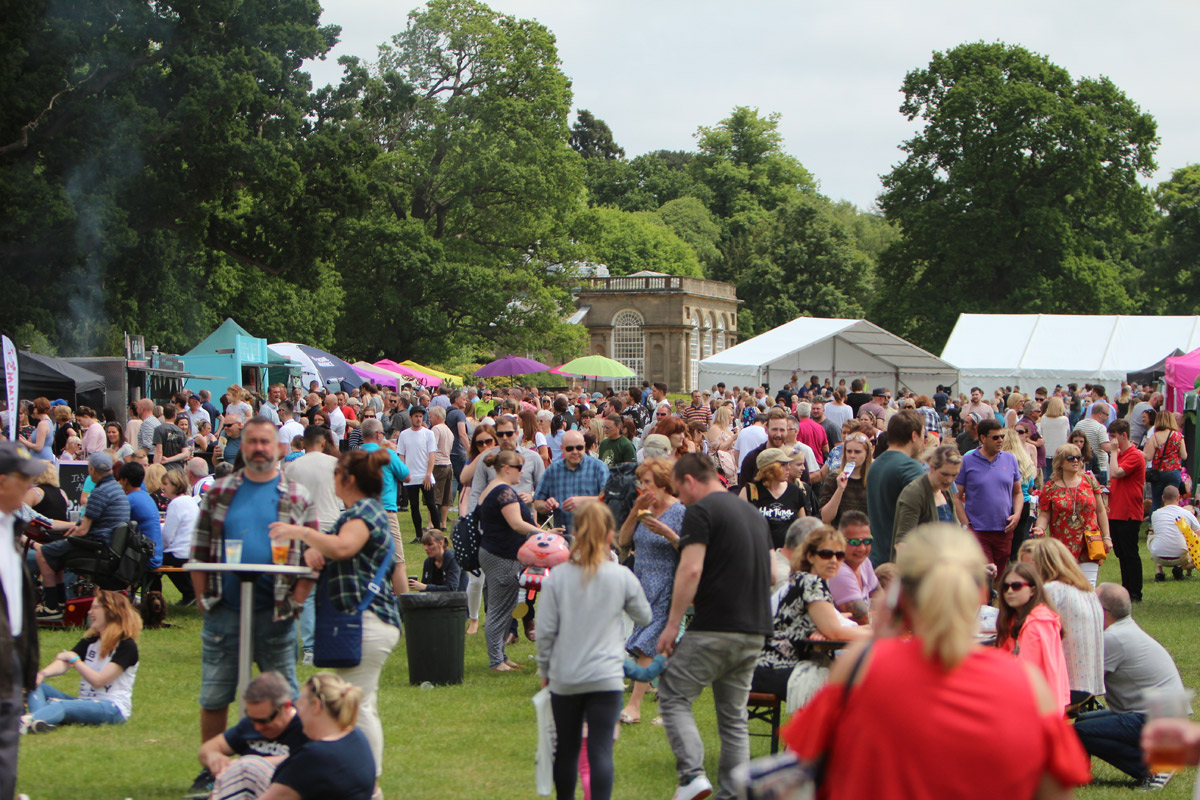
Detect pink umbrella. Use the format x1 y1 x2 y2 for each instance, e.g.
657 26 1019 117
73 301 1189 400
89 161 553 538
352 361 400 389
374 359 441 388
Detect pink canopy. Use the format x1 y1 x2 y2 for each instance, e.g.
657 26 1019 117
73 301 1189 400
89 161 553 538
1165 346 1200 412
374 359 441 388
352 361 401 389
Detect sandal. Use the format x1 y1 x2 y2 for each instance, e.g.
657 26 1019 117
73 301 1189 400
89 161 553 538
619 712 640 725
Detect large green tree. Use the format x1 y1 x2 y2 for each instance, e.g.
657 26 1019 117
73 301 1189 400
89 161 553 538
1 0 353 353
873 42 1159 351
567 207 703 278
1144 164 1200 313
333 0 587 363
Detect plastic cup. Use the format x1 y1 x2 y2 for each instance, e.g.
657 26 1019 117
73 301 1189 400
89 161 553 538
1144 687 1194 773
224 539 243 564
271 541 289 565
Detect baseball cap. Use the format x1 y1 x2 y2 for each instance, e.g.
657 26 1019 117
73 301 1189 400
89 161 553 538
966 412 983 425
756 447 796 470
872 387 888 397
0 441 50 477
592 392 603 400
642 434 671 460
88 451 114 473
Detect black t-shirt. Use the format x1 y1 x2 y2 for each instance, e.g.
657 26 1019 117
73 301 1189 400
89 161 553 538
272 728 375 800
224 712 309 758
847 392 872 416
747 481 803 550
679 490 773 636
445 408 467 460
154 422 188 469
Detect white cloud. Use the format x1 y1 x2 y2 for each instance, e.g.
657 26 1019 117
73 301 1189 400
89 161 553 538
308 0 1200 208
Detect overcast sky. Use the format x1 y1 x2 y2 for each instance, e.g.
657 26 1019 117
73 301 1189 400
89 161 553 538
306 1 1200 210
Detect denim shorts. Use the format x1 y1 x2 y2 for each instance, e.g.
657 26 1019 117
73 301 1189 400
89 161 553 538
39 538 97 572
199 604 299 710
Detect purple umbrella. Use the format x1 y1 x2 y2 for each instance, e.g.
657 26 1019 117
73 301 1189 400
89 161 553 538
473 356 551 378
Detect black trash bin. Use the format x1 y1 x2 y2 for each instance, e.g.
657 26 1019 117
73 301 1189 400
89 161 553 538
398 591 468 685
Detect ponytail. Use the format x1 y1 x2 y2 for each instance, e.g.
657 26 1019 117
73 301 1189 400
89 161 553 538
898 524 987 670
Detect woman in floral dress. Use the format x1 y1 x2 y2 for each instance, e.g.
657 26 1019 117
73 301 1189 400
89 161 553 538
1032 443 1112 587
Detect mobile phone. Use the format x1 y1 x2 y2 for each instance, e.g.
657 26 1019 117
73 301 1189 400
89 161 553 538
843 462 856 479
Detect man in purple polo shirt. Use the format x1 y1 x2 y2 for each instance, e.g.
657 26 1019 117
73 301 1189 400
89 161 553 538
953 418 1022 572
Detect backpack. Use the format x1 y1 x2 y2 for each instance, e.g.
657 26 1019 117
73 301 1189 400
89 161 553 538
604 462 640 530
451 509 484 575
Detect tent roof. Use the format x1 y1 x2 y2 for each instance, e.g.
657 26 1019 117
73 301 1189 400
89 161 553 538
16 352 106 395
700 317 956 376
185 317 261 356
942 314 1200 380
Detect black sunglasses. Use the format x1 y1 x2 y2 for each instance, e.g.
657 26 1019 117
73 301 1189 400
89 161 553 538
845 538 873 547
564 445 585 452
1064 455 1082 462
476 438 495 446
1002 581 1031 592
988 434 1004 441
813 549 846 561
497 429 516 437
248 706 282 725
1016 428 1028 434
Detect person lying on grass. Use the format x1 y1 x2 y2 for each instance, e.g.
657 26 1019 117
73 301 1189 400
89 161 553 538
22 589 141 734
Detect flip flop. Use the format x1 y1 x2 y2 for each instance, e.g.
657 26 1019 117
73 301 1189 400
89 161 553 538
619 712 640 725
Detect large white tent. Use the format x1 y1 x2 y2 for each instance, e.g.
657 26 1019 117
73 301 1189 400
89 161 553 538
942 314 1200 391
698 317 958 396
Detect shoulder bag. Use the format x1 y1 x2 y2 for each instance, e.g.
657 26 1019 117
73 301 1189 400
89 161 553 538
313 533 394 668
1146 431 1172 484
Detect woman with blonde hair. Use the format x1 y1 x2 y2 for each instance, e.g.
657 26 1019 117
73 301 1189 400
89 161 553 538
23 590 142 732
782 524 1091 798
1001 428 1039 561
1029 538 1105 702
1039 397 1070 480
819 432 871 527
1144 409 1187 512
537 501 650 800
143 462 169 512
1033 444 1112 586
740 448 805 548
258 673 376 799
706 404 738 482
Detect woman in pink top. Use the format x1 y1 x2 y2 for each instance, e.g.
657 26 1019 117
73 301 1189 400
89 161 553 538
996 562 1071 710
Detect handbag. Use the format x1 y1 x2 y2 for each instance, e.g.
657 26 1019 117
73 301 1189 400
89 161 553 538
1146 432 1171 484
1085 530 1107 563
313 534 394 669
451 508 484 574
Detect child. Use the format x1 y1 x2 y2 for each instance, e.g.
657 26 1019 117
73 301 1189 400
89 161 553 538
995 563 1069 709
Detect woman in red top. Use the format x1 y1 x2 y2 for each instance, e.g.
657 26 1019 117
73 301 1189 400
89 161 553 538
995 562 1071 710
782 523 1090 800
1144 410 1188 512
1033 444 1112 587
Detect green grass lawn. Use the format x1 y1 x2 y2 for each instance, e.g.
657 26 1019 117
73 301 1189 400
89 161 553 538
16 519 1200 799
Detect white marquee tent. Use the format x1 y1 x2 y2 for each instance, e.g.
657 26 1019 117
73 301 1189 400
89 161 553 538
697 317 958 396
942 314 1200 391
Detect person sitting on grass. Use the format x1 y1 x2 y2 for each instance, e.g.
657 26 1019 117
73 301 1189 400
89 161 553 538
194 672 309 800
22 589 141 734
407 531 463 592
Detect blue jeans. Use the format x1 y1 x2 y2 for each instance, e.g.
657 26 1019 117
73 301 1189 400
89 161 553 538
1150 470 1183 514
298 591 315 652
1073 709 1147 781
28 684 124 726
199 605 299 710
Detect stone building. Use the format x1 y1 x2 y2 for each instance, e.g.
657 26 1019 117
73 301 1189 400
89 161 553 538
573 271 740 392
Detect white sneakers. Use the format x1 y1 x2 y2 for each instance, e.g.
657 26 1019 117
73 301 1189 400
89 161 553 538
672 775 713 800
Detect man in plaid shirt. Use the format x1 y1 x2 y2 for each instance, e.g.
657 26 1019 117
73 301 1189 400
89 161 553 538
681 390 713 430
534 430 609 534
190 417 318 756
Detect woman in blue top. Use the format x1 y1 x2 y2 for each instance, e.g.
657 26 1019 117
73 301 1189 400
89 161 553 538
477 448 563 671
1002 427 1040 562
617 458 684 724
20 396 56 463
264 673 375 800
270 449 400 790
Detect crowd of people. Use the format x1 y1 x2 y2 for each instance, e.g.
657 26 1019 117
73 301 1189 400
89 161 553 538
0 372 1196 799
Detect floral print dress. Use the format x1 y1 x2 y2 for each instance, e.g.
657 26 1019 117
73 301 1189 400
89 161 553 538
1042 476 1102 562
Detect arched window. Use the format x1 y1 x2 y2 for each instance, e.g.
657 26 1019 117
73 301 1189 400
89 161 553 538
702 311 713 361
715 314 726 354
611 309 644 391
690 315 700 391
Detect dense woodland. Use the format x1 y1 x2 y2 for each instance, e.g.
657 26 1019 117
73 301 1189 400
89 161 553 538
3 0 1198 370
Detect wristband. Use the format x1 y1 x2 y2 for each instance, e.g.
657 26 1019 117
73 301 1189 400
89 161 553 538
69 654 80 665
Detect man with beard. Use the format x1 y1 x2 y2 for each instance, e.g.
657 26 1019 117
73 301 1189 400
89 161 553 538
737 408 794 488
189 418 317 754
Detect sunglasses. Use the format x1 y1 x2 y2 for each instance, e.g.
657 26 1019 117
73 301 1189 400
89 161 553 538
988 434 1004 441
496 430 516 437
247 706 282 725
1002 581 1031 592
845 538 873 547
1016 429 1028 435
476 438 495 446
1064 455 1082 462
813 549 846 561
564 445 585 452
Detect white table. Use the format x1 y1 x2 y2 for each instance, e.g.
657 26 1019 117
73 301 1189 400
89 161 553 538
183 562 315 713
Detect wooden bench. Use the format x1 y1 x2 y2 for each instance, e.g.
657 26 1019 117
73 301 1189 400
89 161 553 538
747 692 782 754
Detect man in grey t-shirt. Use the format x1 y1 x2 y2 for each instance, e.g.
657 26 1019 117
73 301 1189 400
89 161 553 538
1074 583 1188 787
